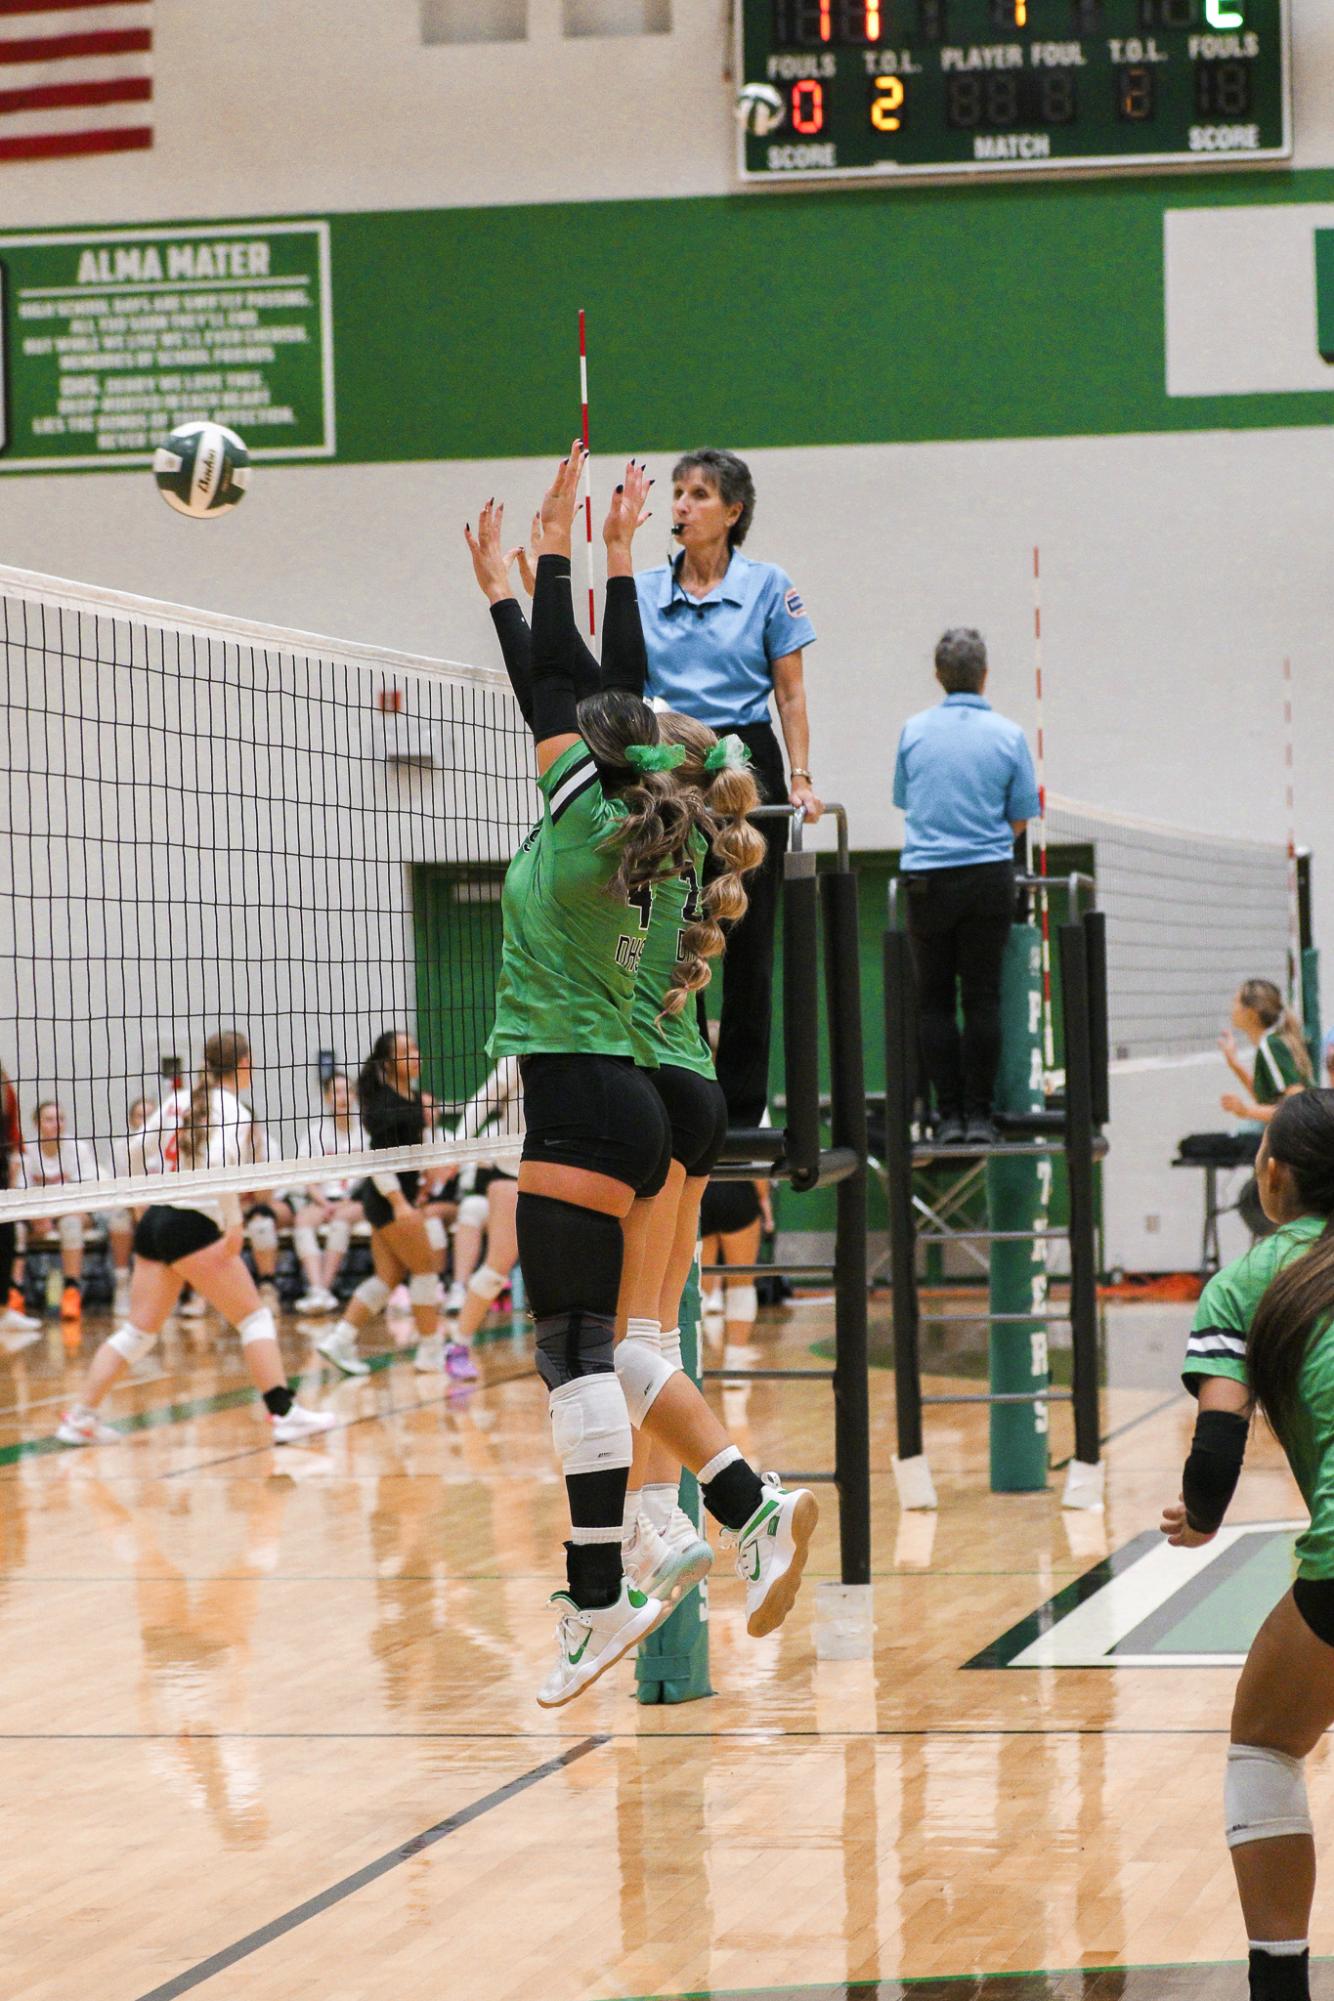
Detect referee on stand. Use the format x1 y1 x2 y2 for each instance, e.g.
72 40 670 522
637 449 821 1128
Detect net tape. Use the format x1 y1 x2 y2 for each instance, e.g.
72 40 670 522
0 564 531 1219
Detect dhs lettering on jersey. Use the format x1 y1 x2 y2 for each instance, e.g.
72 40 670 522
616 933 647 976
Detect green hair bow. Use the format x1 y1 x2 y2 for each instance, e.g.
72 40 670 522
703 734 753 774
625 742 687 773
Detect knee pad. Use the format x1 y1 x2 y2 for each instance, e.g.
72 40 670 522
246 1212 279 1253
660 1326 683 1371
293 1226 320 1263
516 1193 622 1321
456 1193 489 1233
423 1215 447 1254
325 1217 351 1258
615 1333 679 1426
58 1213 84 1250
108 1322 156 1366
354 1274 391 1315
108 1207 132 1234
726 1283 759 1326
408 1272 439 1307
548 1375 632 1476
468 1263 508 1305
535 1310 617 1390
237 1307 277 1349
1226 1745 1312 1848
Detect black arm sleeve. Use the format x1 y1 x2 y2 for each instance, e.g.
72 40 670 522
529 553 580 741
490 600 534 728
600 575 648 698
1181 1406 1249 1534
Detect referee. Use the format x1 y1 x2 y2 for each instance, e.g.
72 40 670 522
637 449 821 1128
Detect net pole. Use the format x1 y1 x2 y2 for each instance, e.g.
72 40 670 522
578 308 595 640
1033 546 1055 1079
1283 653 1300 1004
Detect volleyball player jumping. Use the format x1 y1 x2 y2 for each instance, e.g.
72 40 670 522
58 1030 334 1447
1163 1088 1334 2001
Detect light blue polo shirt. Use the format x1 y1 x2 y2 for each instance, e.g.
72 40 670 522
636 548 816 728
893 693 1040 870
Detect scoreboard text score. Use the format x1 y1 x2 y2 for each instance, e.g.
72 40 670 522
737 0 1291 182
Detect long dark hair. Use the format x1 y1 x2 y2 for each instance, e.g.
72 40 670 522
358 1029 408 1110
1246 1088 1334 1433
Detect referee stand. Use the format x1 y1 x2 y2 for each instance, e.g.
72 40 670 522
637 805 872 1702
881 875 1109 1512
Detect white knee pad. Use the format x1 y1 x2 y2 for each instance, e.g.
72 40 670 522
108 1322 157 1365
423 1215 447 1254
467 1263 508 1305
615 1333 680 1427
1226 1745 1312 1848
726 1283 759 1326
58 1213 84 1250
408 1272 440 1307
237 1307 277 1350
548 1374 632 1475
660 1326 683 1370
293 1226 320 1263
246 1213 279 1252
326 1218 351 1258
456 1193 489 1233
354 1275 391 1314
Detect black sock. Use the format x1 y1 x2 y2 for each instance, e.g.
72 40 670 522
263 1385 294 1418
701 1458 765 1532
565 1539 622 1609
64 1275 82 1294
1249 1949 1310 2001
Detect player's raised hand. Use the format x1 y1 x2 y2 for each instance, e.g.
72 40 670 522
464 498 515 607
603 461 652 550
1161 1497 1214 1547
538 441 586 554
504 512 542 597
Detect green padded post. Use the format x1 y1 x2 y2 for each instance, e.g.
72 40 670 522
987 924 1050 1493
635 1258 714 1704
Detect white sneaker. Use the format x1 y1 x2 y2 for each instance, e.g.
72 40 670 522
177 1293 207 1319
315 1324 370 1376
444 1281 466 1316
269 1400 337 1444
623 1513 712 1607
56 1405 122 1446
536 1581 664 1709
0 1305 41 1334
413 1333 444 1372
295 1288 337 1316
727 1473 819 1638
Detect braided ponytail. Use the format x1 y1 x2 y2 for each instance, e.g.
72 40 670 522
654 712 767 1019
576 690 695 896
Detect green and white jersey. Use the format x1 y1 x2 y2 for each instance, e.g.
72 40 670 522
1254 1027 1304 1106
1183 1213 1334 1577
488 741 646 1062
631 827 716 1078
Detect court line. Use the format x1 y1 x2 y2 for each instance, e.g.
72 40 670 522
0 1725 1245 1742
131 1734 607 2001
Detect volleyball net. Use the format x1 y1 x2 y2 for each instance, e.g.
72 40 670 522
1044 793 1294 1065
0 565 532 1219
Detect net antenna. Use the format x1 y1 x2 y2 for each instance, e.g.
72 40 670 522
1030 546 1056 1082
1282 654 1301 1005
579 308 595 640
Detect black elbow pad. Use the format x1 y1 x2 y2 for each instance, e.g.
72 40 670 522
1181 1407 1249 1535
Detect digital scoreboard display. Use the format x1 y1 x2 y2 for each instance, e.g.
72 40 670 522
736 0 1291 182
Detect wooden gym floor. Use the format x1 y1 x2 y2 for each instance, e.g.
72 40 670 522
0 1287 1322 2001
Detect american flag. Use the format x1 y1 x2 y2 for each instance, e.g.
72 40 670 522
0 0 152 164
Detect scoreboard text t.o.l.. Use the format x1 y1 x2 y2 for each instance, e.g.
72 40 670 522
736 0 1291 183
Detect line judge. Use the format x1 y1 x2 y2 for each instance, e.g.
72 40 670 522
636 449 821 1129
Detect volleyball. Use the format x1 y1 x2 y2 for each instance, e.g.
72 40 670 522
152 421 250 520
735 81 786 138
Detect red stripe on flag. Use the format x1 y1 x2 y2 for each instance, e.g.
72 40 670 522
0 28 151 61
0 121 150 158
0 0 143 14
0 73 149 110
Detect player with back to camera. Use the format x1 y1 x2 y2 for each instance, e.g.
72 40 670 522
1164 1087 1334 2001
57 1030 334 1447
471 451 817 1693
1220 978 1313 1126
316 1030 445 1378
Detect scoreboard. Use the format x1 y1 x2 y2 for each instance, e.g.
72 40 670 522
736 0 1291 182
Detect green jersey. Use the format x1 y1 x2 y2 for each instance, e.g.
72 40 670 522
1183 1214 1334 1577
488 741 647 1061
1254 1027 1303 1105
631 828 716 1077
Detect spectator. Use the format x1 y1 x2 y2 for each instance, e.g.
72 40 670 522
291 1071 366 1316
19 1100 130 1332
0 1063 38 1341
1219 978 1312 1125
893 628 1039 1146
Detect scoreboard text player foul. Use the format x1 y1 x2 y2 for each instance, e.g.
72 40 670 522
738 0 1291 182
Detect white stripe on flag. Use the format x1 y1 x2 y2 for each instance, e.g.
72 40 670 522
0 6 152 43
0 52 148 91
0 98 149 136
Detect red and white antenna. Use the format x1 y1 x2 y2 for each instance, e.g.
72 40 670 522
579 309 595 640
1283 654 1301 1003
1032 546 1055 1080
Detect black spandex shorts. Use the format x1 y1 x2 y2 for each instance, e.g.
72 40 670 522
647 1065 729 1179
356 1170 420 1232
700 1177 762 1239
133 1204 223 1265
520 1053 671 1198
1293 1577 1334 1648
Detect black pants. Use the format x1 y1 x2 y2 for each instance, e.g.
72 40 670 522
904 861 1014 1122
707 720 789 1129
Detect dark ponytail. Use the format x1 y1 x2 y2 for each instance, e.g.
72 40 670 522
1246 1088 1334 1434
358 1029 402 1114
